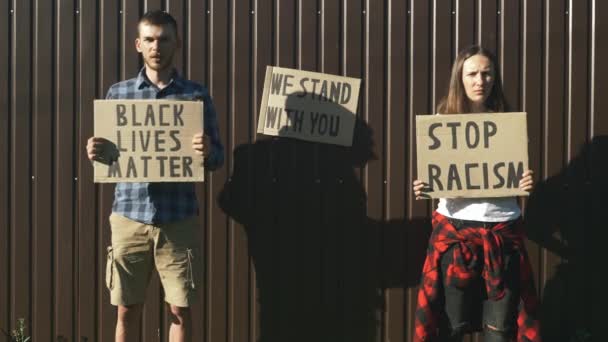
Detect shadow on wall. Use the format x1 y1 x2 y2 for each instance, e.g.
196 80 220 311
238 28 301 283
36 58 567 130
525 136 606 342
218 93 430 341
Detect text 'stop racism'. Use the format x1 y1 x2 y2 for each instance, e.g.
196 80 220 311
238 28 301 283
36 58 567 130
415 112 529 198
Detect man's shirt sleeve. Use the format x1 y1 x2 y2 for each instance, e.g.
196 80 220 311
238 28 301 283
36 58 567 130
105 86 115 99
202 88 224 171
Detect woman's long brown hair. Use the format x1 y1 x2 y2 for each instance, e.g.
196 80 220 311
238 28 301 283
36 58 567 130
437 45 510 114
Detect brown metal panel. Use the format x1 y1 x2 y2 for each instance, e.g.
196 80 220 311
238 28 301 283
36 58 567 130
122 0 141 78
10 0 32 329
540 1 567 340
543 0 566 175
54 0 77 340
522 0 544 204
455 0 475 53
567 0 590 159
364 1 386 341
340 2 374 342
31 0 54 341
364 0 384 223
500 0 521 110
319 1 343 341
229 1 253 342
166 0 185 75
97 1 120 341
343 0 362 80
319 0 339 207
207 1 230 341
0 0 10 338
520 0 543 314
298 0 317 71
248 1 273 341
561 0 592 335
592 0 608 136
477 0 497 51
275 0 296 67
407 0 432 341
144 0 163 12
275 1 325 341
187 0 207 83
384 0 408 340
590 3 608 335
433 0 453 109
188 2 209 341
77 1 101 341
321 0 340 73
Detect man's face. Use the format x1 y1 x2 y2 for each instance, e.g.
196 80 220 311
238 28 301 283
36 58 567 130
136 22 179 72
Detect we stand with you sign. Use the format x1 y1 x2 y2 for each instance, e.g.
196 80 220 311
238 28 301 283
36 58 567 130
257 66 361 146
415 112 529 198
93 100 205 183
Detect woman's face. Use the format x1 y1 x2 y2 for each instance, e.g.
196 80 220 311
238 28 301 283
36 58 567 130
461 54 495 109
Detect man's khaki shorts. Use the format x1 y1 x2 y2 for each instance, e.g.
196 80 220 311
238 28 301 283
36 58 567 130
105 213 200 307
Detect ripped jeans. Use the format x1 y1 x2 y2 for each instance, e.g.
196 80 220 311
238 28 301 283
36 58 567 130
440 219 521 342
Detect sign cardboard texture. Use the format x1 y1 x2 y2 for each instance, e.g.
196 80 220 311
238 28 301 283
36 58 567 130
257 66 361 146
94 100 205 183
416 112 529 198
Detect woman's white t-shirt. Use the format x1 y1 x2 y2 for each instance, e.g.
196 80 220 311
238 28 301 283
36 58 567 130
436 197 521 222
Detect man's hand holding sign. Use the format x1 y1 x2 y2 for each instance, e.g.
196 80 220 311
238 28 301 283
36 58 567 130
414 112 534 199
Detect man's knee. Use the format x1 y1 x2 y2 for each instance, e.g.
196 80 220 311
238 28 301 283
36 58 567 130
117 304 143 324
169 305 191 324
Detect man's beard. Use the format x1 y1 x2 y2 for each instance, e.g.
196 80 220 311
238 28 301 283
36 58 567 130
144 55 173 72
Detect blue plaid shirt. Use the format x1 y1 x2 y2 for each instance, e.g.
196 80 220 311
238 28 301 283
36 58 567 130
105 68 224 224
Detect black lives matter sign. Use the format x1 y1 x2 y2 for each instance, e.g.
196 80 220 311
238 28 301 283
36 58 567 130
93 100 204 183
257 66 361 146
416 113 529 198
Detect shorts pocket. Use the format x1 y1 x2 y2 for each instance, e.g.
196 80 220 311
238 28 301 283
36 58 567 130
106 246 114 290
186 248 197 290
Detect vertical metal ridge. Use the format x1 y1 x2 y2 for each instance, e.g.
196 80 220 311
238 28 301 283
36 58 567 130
0 0 12 337
589 0 596 136
10 0 33 329
32 0 55 340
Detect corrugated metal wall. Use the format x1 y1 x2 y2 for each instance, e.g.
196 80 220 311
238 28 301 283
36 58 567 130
1 0 605 341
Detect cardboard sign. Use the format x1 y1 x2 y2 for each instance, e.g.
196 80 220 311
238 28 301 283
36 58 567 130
93 100 205 183
416 112 529 198
256 66 361 146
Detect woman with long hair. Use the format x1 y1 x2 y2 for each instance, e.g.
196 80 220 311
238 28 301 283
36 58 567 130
413 46 541 342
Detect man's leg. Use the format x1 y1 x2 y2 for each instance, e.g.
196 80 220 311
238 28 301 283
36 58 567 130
155 217 198 342
116 304 143 342
106 214 154 342
169 305 191 342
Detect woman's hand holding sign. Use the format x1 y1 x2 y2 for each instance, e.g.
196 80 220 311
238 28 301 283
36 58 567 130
519 169 534 192
413 179 431 200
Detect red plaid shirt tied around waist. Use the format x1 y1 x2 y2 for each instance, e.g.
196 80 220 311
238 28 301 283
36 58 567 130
414 211 541 342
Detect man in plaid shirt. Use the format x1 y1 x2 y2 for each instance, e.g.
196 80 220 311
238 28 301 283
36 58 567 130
86 10 223 342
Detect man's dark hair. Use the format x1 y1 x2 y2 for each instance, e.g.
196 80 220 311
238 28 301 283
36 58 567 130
138 10 178 35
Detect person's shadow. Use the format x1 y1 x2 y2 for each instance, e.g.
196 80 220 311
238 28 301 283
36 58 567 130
218 92 429 341
524 136 606 342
